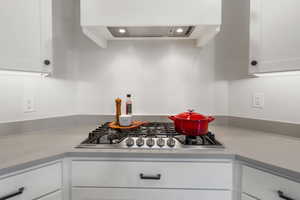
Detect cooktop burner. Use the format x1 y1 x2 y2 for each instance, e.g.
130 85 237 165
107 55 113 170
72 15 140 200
77 122 224 150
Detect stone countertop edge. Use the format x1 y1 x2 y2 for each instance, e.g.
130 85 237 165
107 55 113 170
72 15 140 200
0 151 300 183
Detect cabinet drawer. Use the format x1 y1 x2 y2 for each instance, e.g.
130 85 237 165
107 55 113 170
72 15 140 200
242 166 300 200
72 188 232 200
72 160 233 189
0 162 62 200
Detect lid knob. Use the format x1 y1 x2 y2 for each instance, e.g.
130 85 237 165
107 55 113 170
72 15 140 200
187 109 194 113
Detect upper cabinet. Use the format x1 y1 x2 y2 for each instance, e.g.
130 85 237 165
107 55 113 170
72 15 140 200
80 0 222 48
0 0 52 74
249 0 300 74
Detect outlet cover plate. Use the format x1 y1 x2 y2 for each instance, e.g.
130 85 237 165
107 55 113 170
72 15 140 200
24 96 35 113
252 93 265 109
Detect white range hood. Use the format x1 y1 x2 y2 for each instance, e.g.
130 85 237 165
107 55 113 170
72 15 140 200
80 0 222 48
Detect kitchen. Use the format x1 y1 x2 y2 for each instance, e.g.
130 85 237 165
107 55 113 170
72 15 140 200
0 0 300 200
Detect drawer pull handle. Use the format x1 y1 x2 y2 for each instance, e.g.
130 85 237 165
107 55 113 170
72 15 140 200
0 187 25 200
278 190 294 200
140 173 161 180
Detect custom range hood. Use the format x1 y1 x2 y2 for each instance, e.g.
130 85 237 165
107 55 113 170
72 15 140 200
80 0 222 48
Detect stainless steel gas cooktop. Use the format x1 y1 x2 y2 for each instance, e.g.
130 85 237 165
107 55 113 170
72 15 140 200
77 122 224 150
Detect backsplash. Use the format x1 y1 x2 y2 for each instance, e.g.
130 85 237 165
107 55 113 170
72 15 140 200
74 39 228 116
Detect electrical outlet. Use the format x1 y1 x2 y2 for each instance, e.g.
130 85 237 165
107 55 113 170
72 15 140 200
23 80 37 113
24 96 35 113
252 93 264 109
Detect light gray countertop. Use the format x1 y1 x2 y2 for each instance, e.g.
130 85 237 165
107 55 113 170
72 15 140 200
0 124 299 181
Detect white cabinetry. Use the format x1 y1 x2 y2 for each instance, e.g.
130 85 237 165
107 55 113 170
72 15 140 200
242 166 300 200
73 188 231 200
0 0 52 73
72 159 233 200
72 160 233 189
0 162 62 200
249 0 300 74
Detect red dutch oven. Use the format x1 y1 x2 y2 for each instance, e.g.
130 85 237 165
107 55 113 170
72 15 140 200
168 110 215 136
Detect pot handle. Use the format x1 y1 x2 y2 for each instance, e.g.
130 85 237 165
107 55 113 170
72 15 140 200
207 116 215 123
168 116 176 121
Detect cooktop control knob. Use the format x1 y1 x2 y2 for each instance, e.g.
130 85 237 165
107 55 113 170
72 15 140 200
167 138 176 147
126 137 134 147
136 137 145 147
146 138 155 147
157 137 165 147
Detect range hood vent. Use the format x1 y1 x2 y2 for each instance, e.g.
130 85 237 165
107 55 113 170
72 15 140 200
107 26 195 38
81 0 222 48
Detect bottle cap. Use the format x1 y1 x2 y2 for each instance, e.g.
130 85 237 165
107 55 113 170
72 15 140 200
115 98 122 103
127 94 131 98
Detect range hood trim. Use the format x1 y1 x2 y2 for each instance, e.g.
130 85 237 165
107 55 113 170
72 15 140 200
107 26 195 38
82 25 221 48
81 0 222 48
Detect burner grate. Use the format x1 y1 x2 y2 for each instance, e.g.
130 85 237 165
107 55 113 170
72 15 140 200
78 122 224 149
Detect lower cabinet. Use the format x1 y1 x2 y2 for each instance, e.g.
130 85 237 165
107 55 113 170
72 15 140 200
71 160 233 200
0 162 62 200
242 166 300 200
72 188 232 200
9 158 300 200
72 160 233 189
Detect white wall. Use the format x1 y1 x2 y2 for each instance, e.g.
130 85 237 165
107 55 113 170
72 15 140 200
73 0 300 123
229 76 300 123
75 39 228 116
0 75 77 123
225 0 300 124
0 0 77 122
0 0 229 123
2 0 300 124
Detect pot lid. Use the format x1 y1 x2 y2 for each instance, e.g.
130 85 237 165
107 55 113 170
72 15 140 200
174 109 209 120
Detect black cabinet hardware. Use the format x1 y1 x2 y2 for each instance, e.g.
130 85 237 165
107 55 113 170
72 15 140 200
44 60 51 65
278 190 294 200
0 187 25 200
251 60 258 66
140 173 161 180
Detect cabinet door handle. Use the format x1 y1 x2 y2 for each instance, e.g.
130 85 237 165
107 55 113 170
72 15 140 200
44 60 51 66
140 173 161 180
251 60 258 66
0 187 25 200
278 190 294 200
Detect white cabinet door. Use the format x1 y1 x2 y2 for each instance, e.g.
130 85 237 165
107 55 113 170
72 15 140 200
73 188 232 200
0 0 52 73
249 0 300 74
242 166 300 200
72 160 233 189
0 163 62 200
